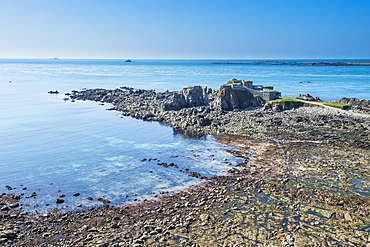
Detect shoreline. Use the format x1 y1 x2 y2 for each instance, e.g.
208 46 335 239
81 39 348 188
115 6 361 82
1 87 370 246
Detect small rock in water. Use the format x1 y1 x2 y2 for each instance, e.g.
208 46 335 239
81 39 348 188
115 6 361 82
13 195 21 200
56 198 65 204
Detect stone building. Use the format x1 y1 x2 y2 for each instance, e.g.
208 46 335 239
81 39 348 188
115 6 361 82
225 79 281 101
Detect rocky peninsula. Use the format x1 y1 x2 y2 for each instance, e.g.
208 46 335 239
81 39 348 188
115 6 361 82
1 82 370 246
211 61 370 66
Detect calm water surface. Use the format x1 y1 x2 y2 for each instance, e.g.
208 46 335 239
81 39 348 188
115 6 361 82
0 59 369 212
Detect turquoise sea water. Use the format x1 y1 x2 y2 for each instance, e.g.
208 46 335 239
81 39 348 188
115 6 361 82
0 59 369 212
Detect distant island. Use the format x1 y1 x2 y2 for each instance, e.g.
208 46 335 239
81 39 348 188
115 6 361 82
211 61 370 66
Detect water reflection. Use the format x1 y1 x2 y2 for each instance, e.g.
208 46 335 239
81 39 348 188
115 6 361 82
173 129 207 139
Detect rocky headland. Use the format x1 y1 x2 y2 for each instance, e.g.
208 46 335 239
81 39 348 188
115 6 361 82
70 85 370 146
1 83 370 246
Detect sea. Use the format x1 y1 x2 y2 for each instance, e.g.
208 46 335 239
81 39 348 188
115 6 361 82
0 58 369 212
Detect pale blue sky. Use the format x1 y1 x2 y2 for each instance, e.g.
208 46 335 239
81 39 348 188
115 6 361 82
1 0 369 59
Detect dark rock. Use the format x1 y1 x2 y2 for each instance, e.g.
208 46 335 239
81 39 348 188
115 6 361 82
296 94 322 102
214 84 264 111
56 198 65 204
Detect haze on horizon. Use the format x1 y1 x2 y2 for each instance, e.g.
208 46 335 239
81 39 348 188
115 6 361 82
1 0 369 59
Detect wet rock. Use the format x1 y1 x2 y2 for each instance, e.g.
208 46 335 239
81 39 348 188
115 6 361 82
9 203 19 208
56 198 65 204
13 195 21 200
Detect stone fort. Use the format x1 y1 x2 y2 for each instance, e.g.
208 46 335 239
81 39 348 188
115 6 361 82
223 79 281 101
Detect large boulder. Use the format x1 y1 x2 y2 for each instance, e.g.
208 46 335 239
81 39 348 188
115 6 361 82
181 86 212 107
213 85 264 111
159 86 214 111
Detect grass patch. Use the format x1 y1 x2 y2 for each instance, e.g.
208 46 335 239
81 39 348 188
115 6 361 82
322 102 349 109
271 97 302 102
270 97 306 107
270 180 281 185
226 80 241 85
273 97 349 109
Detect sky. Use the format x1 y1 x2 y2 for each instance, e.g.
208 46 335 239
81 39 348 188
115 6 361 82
0 0 369 59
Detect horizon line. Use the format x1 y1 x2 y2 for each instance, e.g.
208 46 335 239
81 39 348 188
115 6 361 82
0 57 369 60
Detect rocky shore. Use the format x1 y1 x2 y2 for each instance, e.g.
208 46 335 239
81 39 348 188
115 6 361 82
1 85 370 246
70 86 370 147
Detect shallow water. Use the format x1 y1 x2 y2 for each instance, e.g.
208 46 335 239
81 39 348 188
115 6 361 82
0 59 369 211
0 96 237 211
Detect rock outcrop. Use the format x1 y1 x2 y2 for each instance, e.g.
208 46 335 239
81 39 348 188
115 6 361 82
214 84 265 111
331 97 370 113
69 85 370 149
159 86 214 111
296 94 322 102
